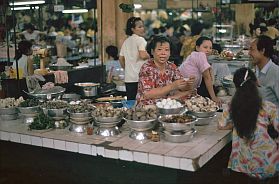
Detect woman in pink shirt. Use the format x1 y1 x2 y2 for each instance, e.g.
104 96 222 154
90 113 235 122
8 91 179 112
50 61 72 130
179 36 221 105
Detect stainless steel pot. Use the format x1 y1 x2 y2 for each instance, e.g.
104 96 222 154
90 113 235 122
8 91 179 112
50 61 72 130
74 83 100 97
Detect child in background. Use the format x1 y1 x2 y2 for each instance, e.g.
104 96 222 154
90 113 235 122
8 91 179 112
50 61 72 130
218 67 279 182
105 45 121 83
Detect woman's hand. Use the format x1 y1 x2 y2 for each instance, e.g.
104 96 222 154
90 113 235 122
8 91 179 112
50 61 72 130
172 79 187 90
212 97 223 107
185 76 195 90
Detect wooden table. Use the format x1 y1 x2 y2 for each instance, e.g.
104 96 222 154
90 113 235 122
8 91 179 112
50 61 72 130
0 113 231 172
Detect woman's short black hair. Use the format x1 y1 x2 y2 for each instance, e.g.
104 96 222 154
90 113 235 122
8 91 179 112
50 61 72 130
125 17 143 36
147 35 171 58
256 35 274 58
105 45 119 60
15 40 32 60
195 36 212 47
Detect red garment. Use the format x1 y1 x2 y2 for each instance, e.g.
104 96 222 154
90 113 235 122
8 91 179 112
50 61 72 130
136 59 183 106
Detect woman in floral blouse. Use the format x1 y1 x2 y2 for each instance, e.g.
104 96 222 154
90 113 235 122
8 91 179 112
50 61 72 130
136 36 195 106
219 67 279 180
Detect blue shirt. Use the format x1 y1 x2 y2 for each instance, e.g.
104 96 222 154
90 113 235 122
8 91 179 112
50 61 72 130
256 60 279 107
105 59 121 76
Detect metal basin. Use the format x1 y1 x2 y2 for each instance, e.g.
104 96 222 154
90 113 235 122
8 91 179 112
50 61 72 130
47 108 68 118
187 110 217 118
69 123 88 133
70 117 92 124
0 114 18 121
94 116 122 123
163 129 196 143
0 107 17 115
195 115 216 126
158 114 197 132
69 111 92 119
158 106 185 115
75 83 100 97
124 118 156 132
96 126 120 137
17 106 40 115
62 93 81 102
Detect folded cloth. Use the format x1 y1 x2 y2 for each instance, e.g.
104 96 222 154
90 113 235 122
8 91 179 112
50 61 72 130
26 75 41 92
54 70 68 84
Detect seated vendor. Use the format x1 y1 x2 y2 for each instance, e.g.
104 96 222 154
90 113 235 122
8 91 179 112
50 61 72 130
136 35 195 106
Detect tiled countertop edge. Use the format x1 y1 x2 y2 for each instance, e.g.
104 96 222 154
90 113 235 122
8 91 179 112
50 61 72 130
0 130 197 171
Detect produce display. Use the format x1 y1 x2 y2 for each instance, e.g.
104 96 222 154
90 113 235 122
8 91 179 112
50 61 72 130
219 50 234 60
0 97 24 108
124 106 157 121
160 114 195 124
156 98 183 109
185 96 218 112
18 99 40 107
29 112 55 130
42 100 68 109
68 101 95 113
92 106 123 117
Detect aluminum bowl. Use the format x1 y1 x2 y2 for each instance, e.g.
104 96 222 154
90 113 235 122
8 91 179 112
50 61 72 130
70 116 92 123
158 106 185 115
17 106 40 115
187 110 217 118
124 118 156 131
94 116 122 123
0 114 18 121
47 108 68 118
69 111 92 119
158 114 197 132
163 129 197 143
62 93 81 102
195 114 216 126
70 119 91 125
0 107 17 115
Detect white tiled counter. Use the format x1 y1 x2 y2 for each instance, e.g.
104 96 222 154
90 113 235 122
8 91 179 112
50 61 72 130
0 113 231 172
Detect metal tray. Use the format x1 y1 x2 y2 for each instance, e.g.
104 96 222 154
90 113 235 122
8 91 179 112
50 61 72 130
25 86 65 99
157 106 185 115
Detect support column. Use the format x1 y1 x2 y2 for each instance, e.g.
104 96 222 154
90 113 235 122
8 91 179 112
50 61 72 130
235 4 254 35
97 0 132 63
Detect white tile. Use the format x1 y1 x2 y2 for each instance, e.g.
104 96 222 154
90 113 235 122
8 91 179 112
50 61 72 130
119 150 133 161
164 156 180 169
66 142 78 152
20 134 31 145
149 154 164 167
31 136 42 147
42 138 54 148
105 149 119 159
10 133 20 143
91 145 97 156
96 146 104 156
133 151 148 164
0 131 10 141
78 144 91 155
180 158 195 171
54 140 66 151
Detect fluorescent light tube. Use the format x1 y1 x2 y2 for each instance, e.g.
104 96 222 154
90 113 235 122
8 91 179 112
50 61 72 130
9 1 45 6
62 9 88 13
10 6 39 10
134 4 142 9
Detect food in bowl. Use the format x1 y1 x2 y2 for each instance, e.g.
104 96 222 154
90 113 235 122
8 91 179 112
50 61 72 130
185 95 218 112
156 98 183 109
160 114 195 124
124 106 157 121
92 105 123 118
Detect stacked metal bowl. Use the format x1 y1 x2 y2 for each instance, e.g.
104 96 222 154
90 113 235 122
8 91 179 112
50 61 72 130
94 116 122 137
69 111 92 133
0 107 18 121
158 114 197 143
17 106 40 124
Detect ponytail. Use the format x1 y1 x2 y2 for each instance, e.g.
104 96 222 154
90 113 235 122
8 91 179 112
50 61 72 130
231 68 262 140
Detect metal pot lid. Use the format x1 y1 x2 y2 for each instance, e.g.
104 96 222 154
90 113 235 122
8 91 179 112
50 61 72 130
74 82 100 87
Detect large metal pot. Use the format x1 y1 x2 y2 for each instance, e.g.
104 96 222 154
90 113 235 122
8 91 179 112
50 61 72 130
74 83 100 97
